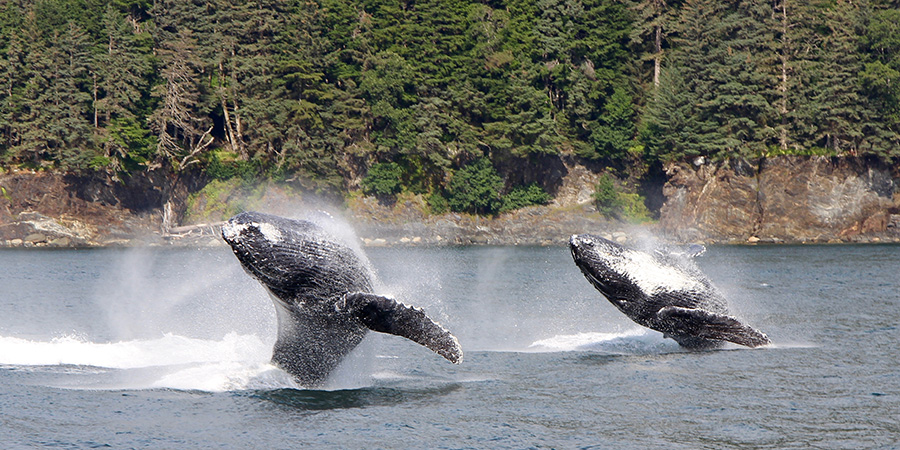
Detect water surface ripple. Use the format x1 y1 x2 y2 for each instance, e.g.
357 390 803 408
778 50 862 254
0 244 897 449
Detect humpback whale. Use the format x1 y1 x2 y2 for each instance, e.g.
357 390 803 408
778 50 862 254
222 211 463 386
569 234 770 349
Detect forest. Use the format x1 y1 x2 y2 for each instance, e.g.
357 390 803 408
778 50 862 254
0 0 898 215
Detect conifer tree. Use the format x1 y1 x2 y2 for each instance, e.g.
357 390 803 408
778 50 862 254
94 4 153 171
10 13 94 169
811 1 865 154
858 4 900 155
0 30 26 158
644 0 723 159
627 0 676 88
150 28 210 168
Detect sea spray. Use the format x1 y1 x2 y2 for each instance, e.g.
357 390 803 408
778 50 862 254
91 247 275 342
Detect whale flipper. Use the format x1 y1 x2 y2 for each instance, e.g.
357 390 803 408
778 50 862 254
337 292 464 364
658 306 771 348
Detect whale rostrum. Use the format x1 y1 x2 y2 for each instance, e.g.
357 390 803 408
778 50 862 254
569 234 770 349
222 211 462 386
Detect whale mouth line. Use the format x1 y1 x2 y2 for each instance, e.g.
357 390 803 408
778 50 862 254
576 261 617 299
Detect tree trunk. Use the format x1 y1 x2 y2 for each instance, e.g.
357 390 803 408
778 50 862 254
654 26 661 87
92 72 98 128
778 0 789 150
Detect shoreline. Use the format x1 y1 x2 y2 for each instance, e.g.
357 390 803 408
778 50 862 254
3 207 899 249
3 156 899 249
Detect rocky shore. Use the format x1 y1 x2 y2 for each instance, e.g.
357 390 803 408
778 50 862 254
2 155 899 249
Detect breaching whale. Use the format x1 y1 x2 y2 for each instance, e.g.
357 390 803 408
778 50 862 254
569 234 770 349
222 211 463 386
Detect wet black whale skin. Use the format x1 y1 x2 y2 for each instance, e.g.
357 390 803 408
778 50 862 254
569 234 770 349
222 211 463 386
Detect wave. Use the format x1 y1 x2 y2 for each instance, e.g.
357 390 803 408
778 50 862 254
526 328 683 354
0 333 302 392
0 333 464 392
0 332 269 369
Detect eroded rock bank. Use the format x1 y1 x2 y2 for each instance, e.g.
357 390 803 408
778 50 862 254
0 170 195 247
2 155 900 248
659 156 900 243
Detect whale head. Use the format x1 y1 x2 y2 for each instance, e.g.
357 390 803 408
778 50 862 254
222 211 372 301
568 234 648 315
569 234 707 318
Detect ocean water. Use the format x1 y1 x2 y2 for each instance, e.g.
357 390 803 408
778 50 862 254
0 242 898 449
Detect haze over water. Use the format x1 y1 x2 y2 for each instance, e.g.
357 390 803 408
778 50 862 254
1 243 897 448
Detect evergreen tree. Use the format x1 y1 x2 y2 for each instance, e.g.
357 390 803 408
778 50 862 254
858 5 900 155
644 0 723 159
588 85 636 159
627 0 676 88
645 0 776 159
150 28 210 168
9 13 94 169
707 0 776 157
0 30 26 158
53 23 95 169
446 158 503 215
810 1 865 153
94 4 154 171
774 1 828 152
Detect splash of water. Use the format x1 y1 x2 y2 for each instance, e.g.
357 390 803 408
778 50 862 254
1 206 399 392
527 328 682 354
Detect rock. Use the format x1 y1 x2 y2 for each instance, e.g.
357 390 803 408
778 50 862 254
660 156 899 243
747 236 760 243
861 212 888 234
24 233 47 243
49 237 70 247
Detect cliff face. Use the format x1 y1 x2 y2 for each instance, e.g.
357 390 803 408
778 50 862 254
659 156 900 243
0 170 196 246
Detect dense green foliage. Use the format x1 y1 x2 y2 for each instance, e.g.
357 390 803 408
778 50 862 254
642 0 900 160
1 0 898 210
592 173 625 217
446 158 503 215
360 162 403 197
499 183 552 213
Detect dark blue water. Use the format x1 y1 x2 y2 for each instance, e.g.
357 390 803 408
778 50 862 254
1 243 898 449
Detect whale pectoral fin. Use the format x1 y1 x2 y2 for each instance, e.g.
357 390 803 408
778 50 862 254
657 306 771 348
336 293 464 364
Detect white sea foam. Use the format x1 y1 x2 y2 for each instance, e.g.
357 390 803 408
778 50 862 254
527 328 682 354
0 332 310 392
0 331 389 392
0 332 267 369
